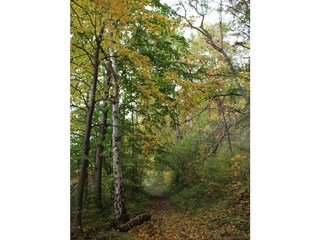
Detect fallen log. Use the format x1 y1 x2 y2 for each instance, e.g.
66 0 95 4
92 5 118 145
118 212 151 232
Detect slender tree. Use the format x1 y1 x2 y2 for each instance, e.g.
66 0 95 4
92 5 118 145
94 66 111 208
73 35 102 236
109 47 129 224
71 0 106 232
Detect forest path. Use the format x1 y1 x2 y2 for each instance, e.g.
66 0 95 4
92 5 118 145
128 196 212 240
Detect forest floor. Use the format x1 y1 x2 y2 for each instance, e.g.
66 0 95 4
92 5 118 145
81 190 249 239
128 196 224 240
129 197 209 240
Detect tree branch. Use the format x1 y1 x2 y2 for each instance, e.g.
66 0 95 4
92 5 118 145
70 84 89 108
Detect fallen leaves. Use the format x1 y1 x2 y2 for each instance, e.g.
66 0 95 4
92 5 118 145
128 196 249 240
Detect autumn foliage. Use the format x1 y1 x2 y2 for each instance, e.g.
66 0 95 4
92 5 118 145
70 0 250 239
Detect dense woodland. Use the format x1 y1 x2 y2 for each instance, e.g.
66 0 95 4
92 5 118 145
70 0 250 239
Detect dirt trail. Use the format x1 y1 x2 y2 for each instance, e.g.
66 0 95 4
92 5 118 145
128 196 211 240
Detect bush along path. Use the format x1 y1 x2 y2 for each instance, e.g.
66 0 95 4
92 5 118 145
127 191 249 240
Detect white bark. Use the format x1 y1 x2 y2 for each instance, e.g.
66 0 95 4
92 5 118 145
109 48 129 224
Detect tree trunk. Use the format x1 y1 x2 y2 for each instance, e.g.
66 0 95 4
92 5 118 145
118 212 151 232
94 106 108 208
218 99 233 154
94 68 111 208
109 48 129 225
73 40 100 237
174 109 182 143
131 108 136 197
131 108 139 196
189 113 193 130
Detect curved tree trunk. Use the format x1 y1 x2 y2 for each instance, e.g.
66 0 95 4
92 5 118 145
207 38 250 105
179 5 250 106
